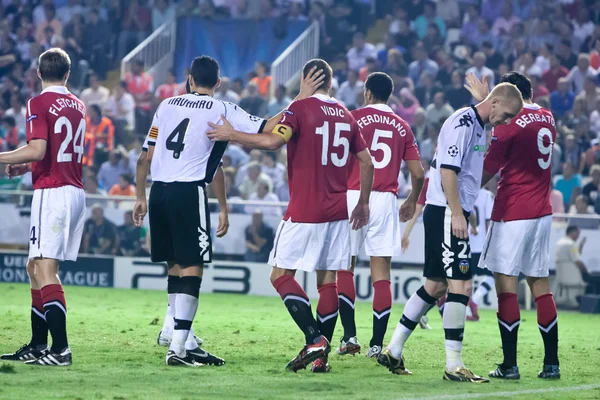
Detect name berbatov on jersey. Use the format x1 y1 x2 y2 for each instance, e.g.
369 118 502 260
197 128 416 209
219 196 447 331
513 111 555 128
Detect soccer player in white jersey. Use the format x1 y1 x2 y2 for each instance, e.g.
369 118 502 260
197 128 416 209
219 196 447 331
134 56 324 366
0 49 86 366
379 78 523 381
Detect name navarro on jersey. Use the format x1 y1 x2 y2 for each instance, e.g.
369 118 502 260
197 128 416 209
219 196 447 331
168 97 214 109
514 112 555 128
48 97 85 117
356 113 407 137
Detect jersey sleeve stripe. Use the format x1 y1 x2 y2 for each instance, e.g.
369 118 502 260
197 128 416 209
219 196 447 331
148 126 158 139
27 99 32 132
258 119 267 133
439 164 461 173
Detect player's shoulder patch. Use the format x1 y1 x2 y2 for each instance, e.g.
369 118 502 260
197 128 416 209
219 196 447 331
26 114 38 122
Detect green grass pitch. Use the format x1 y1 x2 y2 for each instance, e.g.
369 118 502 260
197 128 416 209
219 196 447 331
1 283 600 400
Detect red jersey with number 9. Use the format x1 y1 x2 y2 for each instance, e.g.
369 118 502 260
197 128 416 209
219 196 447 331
483 104 556 222
26 86 86 190
347 104 420 195
277 94 367 223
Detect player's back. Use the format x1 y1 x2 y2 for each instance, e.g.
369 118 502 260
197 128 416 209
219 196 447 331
27 86 86 189
485 104 556 221
283 94 365 223
348 104 419 194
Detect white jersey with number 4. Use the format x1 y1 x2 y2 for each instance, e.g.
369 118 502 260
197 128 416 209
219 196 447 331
143 93 266 183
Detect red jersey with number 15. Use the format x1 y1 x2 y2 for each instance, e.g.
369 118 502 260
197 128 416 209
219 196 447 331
276 94 367 223
348 104 420 195
26 86 86 190
483 104 556 222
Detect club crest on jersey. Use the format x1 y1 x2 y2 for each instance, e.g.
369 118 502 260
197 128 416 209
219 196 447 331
26 114 38 122
459 260 470 274
448 145 459 157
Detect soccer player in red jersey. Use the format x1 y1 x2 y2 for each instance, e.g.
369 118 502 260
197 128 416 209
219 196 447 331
468 72 560 380
208 59 374 373
336 72 424 358
0 48 86 366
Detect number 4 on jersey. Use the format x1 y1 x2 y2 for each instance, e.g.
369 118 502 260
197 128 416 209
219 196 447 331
166 118 190 159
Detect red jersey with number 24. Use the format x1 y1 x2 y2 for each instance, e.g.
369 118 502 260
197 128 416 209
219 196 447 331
347 104 420 195
483 104 556 222
276 94 367 223
26 86 86 190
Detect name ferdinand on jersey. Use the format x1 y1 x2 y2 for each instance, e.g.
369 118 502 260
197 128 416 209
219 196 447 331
48 97 85 118
356 113 408 137
514 112 555 128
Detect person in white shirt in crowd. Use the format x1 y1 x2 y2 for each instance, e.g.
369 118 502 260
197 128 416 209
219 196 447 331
57 0 86 25
244 181 282 217
567 53 598 95
238 161 273 200
261 152 286 191
346 31 377 72
80 71 110 108
535 43 553 74
590 99 600 133
103 81 136 131
4 95 26 135
466 52 495 92
491 1 521 39
337 69 364 109
555 226 589 308
267 84 292 118
572 8 595 50
235 149 263 187
152 0 175 31
425 92 454 128
214 76 240 104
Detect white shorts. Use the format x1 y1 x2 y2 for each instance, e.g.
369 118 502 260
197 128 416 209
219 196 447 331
480 215 552 277
268 218 351 272
29 186 86 262
347 190 400 257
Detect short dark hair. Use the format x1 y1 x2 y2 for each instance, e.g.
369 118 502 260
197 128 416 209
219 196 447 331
119 174 133 184
189 55 219 89
302 59 332 90
365 72 394 103
566 225 579 235
38 48 71 82
2 116 16 127
500 71 532 100
89 104 102 116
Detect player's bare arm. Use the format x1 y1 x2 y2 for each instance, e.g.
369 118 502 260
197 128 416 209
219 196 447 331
468 213 478 236
207 115 286 150
399 160 425 222
464 72 489 102
441 168 468 239
5 163 31 178
350 148 374 230
211 166 229 237
0 139 47 165
133 150 151 227
401 203 424 252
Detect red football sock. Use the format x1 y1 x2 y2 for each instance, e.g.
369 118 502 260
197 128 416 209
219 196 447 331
273 275 320 344
41 284 68 353
337 270 356 339
497 292 520 367
535 293 559 366
371 280 392 347
317 283 339 343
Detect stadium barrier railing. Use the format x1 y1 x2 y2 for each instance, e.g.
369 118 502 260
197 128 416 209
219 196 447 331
271 21 320 98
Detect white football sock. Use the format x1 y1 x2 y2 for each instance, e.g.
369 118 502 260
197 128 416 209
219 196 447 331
472 276 495 306
443 299 467 370
169 293 198 357
388 288 434 358
162 293 177 336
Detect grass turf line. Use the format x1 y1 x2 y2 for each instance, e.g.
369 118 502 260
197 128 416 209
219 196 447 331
0 283 599 400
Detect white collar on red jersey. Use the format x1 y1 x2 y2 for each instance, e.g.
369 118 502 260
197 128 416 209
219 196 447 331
311 93 338 103
365 103 393 113
523 103 541 110
41 86 71 95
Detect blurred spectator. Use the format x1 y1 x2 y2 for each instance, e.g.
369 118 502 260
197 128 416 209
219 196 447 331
470 18 497 49
346 32 377 71
555 161 583 209
223 167 244 214
445 70 472 110
460 5 480 42
410 108 429 143
481 0 504 23
118 210 148 257
83 9 110 79
551 181 565 215
98 148 129 191
555 226 588 308
80 72 110 109
569 194 600 229
422 23 444 53
82 205 119 255
109 173 135 196
557 38 579 70
83 176 106 206
408 44 439 87
238 161 272 200
466 52 495 92
288 2 308 21
152 0 175 31
244 210 274 263
391 18 417 51
378 34 405 68
225 144 251 168
267 84 291 118
251 61 272 98
338 69 364 109
35 4 62 44
128 137 143 176
573 8 595 48
425 92 454 128
83 130 96 168
543 53 570 92
575 76 600 114
275 172 289 203
87 104 115 151
550 77 575 119
384 49 405 74
512 0 535 20
481 41 504 71
534 43 553 73
261 152 285 191
530 73 550 100
582 165 600 210
590 99 600 133
214 77 241 104
125 60 153 132
394 88 420 126
562 133 586 174
359 57 378 83
14 26 32 65
154 69 184 104
1 116 19 151
492 1 521 38
235 149 263 187
590 38 600 70
4 95 25 135
567 54 597 94
419 122 439 162
103 81 136 131
414 1 446 40
57 0 86 25
415 71 442 107
437 0 460 27
552 142 564 176
239 82 266 117
245 181 281 217
118 0 152 60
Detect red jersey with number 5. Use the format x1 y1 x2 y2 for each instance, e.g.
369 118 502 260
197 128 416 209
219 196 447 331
26 86 86 190
483 104 556 222
348 104 420 195
276 94 367 223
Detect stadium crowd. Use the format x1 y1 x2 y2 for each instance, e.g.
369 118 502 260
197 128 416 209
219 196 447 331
0 0 599 225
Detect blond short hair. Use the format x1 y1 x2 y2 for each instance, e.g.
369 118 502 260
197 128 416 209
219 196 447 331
489 82 524 115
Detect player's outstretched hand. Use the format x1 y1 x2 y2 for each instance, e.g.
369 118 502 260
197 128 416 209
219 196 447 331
451 213 468 239
298 66 325 100
133 200 147 227
207 115 235 142
350 201 369 230
399 199 416 222
216 211 229 237
6 164 29 179
464 72 489 102
401 234 410 253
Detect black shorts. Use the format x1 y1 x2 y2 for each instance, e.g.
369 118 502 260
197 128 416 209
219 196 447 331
471 252 493 277
423 204 472 281
149 181 212 266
